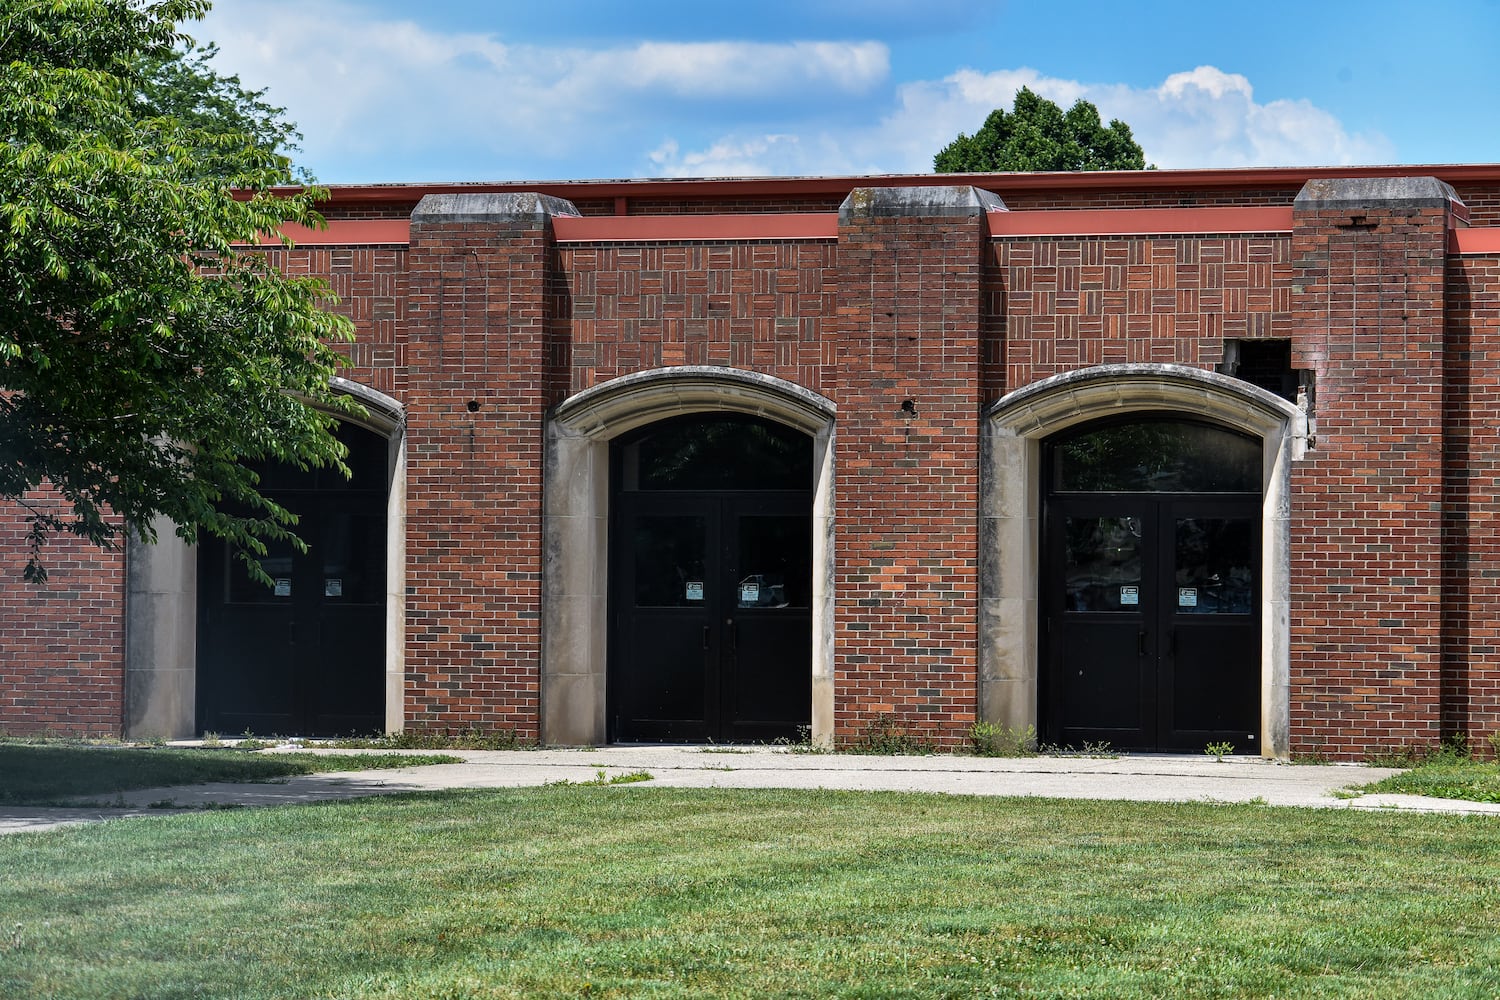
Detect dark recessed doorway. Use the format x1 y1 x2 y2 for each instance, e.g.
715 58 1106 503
196 422 388 737
609 414 813 742
1041 416 1262 752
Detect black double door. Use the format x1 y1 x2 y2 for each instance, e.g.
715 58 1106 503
610 491 812 743
1043 496 1260 751
197 426 387 737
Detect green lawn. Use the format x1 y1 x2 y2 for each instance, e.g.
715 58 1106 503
0 744 462 805
1360 754 1500 804
2 787 1498 999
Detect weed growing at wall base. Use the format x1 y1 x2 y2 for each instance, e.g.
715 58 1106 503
969 721 1038 757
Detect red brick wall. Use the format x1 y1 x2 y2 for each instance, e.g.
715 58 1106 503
827 198 987 746
1452 184 1500 226
399 213 550 737
1443 255 1500 751
997 187 1302 212
0 499 124 734
552 241 836 403
260 246 408 396
995 235 1291 392
1288 201 1451 757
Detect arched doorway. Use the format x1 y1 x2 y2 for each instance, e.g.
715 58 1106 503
195 420 390 736
1041 416 1262 751
982 364 1306 757
542 367 837 747
609 413 813 742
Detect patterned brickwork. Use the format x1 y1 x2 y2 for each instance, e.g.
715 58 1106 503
995 235 1292 392
9 172 1500 757
551 241 837 405
1287 201 1452 757
260 246 408 395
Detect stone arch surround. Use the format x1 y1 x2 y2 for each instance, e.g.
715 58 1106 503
542 367 837 746
124 381 407 739
982 363 1307 758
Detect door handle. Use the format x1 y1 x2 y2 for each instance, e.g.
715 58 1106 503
726 618 736 650
1138 631 1146 657
703 626 710 651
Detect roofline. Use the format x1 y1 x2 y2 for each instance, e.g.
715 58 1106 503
270 164 1500 207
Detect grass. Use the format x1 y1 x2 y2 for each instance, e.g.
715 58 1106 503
1360 748 1500 804
0 744 463 806
3 788 1500 998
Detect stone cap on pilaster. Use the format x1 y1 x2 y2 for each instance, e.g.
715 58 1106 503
1293 176 1465 214
838 185 1006 222
411 192 581 225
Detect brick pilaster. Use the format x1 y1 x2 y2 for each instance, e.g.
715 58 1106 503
1288 177 1464 756
402 193 578 737
830 186 1001 745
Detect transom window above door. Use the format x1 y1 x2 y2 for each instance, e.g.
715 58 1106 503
618 414 812 492
1051 417 1261 494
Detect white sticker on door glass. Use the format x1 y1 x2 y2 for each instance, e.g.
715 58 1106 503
1120 586 1139 606
1178 588 1198 608
685 581 704 601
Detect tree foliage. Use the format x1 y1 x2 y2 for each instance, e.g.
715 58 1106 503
934 86 1147 173
135 41 313 183
0 0 357 582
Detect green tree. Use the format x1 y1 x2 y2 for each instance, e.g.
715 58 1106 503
934 86 1147 173
135 41 314 183
0 0 356 582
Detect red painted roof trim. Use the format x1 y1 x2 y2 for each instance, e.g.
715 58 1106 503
269 163 1500 209
244 219 410 246
988 206 1293 237
231 208 1496 250
1452 229 1500 255
552 214 836 242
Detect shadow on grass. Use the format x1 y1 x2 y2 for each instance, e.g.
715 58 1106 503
0 744 460 806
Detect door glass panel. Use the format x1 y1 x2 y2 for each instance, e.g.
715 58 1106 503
1063 515 1143 612
736 515 811 609
321 512 386 604
632 516 708 607
1054 420 1260 493
224 533 297 604
620 415 811 492
249 422 387 494
1174 518 1254 615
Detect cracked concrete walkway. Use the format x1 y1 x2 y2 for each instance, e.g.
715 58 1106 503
4 746 1496 835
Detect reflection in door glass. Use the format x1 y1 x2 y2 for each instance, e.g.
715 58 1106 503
737 516 811 608
322 513 386 604
1054 420 1261 493
1064 516 1142 612
633 516 707 607
621 415 811 492
225 534 296 604
1175 518 1253 614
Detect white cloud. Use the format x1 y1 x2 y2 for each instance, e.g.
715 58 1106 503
652 64 1395 176
194 2 1389 181
196 1 889 177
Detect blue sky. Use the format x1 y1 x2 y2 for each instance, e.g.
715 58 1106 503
193 0 1500 184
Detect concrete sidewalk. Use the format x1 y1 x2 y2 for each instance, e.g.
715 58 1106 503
4 745 1497 835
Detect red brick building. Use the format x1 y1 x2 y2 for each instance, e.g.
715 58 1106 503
7 165 1500 759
